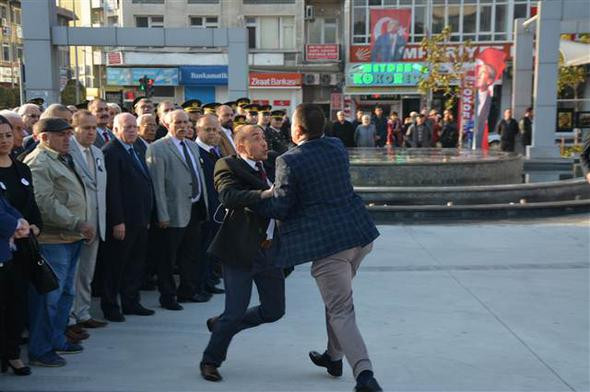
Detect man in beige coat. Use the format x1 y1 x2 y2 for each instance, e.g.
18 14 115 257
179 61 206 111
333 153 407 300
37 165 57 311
24 118 95 367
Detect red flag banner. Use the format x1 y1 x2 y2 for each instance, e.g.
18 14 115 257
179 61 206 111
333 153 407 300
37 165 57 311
369 9 411 63
474 48 506 149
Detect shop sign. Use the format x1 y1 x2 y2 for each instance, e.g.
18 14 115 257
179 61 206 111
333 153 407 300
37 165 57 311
458 64 476 148
180 66 228 85
346 63 425 87
306 44 340 61
273 100 291 106
106 67 179 86
107 52 123 66
350 43 512 63
249 73 301 88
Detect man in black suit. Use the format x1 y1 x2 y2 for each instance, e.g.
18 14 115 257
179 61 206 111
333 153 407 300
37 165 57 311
101 113 155 322
331 111 355 147
200 124 285 382
194 115 225 298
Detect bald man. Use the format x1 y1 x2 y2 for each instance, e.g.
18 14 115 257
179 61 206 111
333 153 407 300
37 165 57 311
200 125 285 382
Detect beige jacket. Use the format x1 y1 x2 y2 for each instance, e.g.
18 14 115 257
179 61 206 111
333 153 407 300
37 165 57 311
24 144 87 244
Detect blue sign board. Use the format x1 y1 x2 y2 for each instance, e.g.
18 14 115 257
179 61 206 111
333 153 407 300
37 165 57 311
107 67 179 86
180 66 228 86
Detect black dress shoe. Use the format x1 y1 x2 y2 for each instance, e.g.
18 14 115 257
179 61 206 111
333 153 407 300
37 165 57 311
1 359 32 376
123 305 155 316
206 285 225 294
354 377 383 392
200 361 222 382
309 351 343 377
160 301 183 311
206 316 219 333
103 312 125 322
178 293 210 303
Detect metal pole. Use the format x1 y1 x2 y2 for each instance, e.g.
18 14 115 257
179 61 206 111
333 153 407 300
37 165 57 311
73 0 79 103
18 58 24 105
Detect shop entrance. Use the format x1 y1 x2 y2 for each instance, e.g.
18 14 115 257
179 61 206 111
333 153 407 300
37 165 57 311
401 98 420 119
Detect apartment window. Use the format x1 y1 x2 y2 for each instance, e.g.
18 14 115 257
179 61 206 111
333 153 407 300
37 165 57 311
16 46 22 60
131 0 164 3
0 5 7 20
2 44 10 62
243 0 295 3
246 16 295 49
514 3 529 19
11 8 20 25
308 17 338 44
351 0 533 46
136 15 164 28
189 16 218 28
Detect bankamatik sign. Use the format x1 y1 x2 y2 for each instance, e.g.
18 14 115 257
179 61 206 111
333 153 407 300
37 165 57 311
346 63 425 87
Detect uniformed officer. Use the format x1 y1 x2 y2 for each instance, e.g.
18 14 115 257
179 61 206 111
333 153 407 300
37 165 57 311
235 98 250 116
243 104 259 125
263 110 289 154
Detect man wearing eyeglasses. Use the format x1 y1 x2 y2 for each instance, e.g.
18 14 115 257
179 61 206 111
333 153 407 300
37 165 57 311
17 104 41 136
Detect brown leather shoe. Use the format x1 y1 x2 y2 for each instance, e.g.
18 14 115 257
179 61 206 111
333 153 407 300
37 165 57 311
65 329 89 342
200 362 222 382
78 319 108 329
67 324 87 334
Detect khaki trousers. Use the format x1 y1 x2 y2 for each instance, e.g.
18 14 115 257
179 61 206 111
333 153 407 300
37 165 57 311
311 242 374 378
70 191 99 324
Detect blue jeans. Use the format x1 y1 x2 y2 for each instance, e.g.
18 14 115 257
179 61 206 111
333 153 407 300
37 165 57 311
28 241 82 358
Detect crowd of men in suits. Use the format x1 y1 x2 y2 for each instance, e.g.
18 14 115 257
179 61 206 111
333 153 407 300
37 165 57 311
1 96 293 368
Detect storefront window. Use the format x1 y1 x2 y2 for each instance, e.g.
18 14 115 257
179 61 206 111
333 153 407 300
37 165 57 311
447 5 460 34
349 0 534 46
432 6 445 34
514 3 528 19
463 5 477 34
495 4 507 33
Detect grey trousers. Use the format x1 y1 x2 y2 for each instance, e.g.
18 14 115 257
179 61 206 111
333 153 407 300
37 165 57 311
70 238 99 324
311 242 374 378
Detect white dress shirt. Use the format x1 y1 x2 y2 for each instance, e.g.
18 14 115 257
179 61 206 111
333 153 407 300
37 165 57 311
241 155 275 240
171 136 202 202
196 138 218 155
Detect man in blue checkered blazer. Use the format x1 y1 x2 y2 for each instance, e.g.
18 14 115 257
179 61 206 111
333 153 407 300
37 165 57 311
256 104 382 392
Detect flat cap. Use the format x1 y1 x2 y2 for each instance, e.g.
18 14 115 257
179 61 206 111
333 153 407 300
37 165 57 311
37 117 73 133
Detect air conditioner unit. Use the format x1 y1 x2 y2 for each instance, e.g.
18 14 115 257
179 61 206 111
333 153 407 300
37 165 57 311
303 73 320 85
305 5 315 21
329 73 342 86
320 73 331 86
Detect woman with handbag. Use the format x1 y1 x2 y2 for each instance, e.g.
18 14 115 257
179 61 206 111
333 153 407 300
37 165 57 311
0 114 42 376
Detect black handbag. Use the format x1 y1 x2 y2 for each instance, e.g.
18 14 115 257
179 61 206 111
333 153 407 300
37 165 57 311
25 234 59 294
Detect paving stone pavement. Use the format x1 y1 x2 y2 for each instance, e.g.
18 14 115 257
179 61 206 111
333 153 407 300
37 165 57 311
1 215 589 392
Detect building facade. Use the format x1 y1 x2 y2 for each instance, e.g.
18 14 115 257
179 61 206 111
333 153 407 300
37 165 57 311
0 0 22 93
343 0 539 127
92 0 345 115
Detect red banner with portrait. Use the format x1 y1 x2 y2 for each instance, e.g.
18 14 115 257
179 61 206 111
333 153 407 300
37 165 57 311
474 48 506 150
369 9 411 63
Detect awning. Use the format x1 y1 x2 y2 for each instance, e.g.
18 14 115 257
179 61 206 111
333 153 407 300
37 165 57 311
560 40 590 66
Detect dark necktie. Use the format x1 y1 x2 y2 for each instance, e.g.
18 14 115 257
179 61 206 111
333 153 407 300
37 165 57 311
209 147 220 160
59 153 84 187
128 146 148 177
255 161 267 183
102 130 110 142
181 141 200 199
